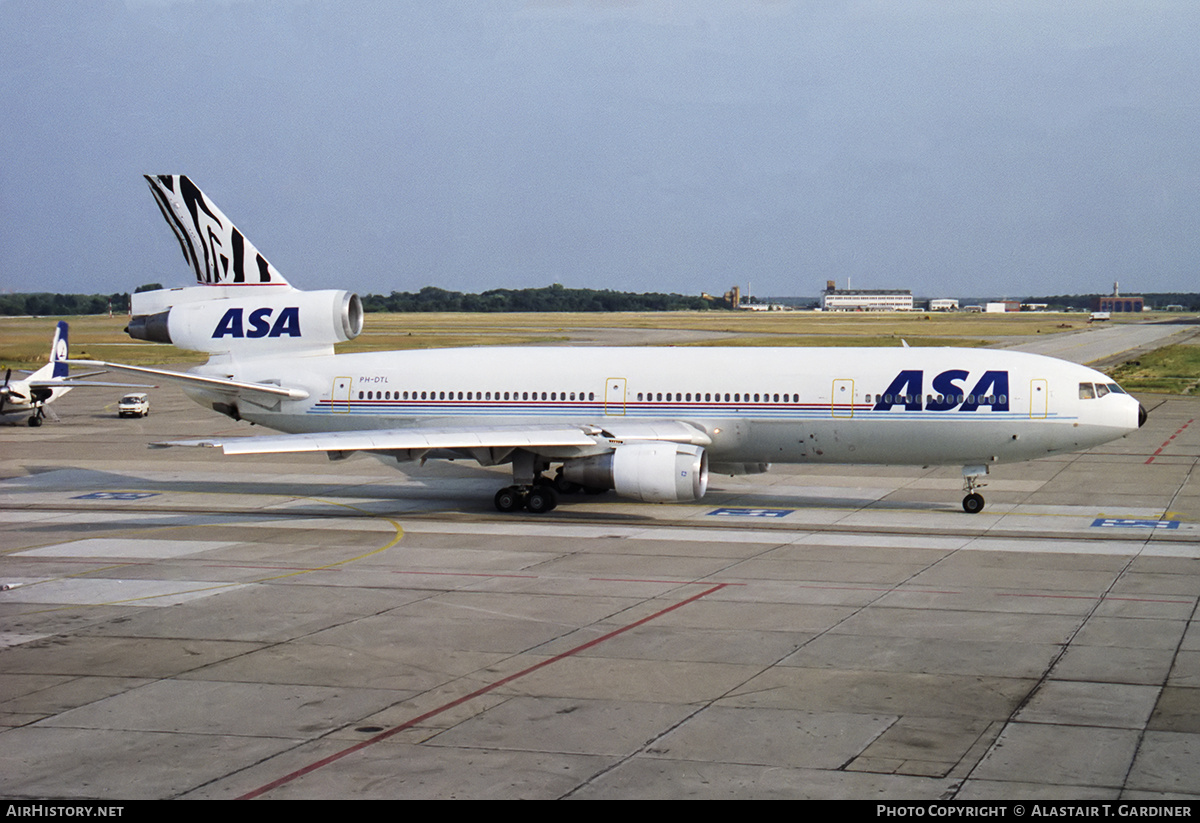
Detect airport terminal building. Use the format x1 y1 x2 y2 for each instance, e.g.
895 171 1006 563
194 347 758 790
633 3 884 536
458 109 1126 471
821 287 914 312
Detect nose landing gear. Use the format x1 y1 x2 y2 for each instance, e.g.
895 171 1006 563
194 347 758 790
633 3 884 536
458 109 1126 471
962 465 988 514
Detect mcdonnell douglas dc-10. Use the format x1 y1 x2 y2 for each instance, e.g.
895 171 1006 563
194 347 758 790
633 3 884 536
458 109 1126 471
72 175 1146 514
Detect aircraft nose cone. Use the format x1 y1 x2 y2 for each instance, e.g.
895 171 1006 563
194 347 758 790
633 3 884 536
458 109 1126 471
1138 403 1148 428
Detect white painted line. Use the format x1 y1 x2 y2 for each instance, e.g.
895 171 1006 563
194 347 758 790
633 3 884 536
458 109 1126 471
0 578 249 607
15 539 236 559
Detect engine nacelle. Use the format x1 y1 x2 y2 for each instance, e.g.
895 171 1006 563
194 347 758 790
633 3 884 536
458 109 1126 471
127 287 362 355
562 443 708 502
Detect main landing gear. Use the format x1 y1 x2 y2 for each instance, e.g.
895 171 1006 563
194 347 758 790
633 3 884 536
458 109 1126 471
492 453 607 514
493 451 560 514
962 465 988 514
494 482 559 514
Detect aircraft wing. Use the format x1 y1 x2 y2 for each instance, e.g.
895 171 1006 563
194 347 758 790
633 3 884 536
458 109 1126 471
66 360 308 401
157 419 712 456
156 424 606 458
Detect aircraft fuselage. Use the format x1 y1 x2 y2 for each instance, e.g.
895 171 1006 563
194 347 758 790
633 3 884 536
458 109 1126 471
192 344 1140 469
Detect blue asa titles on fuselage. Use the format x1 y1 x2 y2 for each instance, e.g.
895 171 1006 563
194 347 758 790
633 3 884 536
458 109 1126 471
212 307 301 338
873 370 1010 412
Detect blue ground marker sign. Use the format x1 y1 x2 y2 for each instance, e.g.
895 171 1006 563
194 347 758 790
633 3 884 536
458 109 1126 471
708 508 794 518
1092 518 1179 530
73 492 160 501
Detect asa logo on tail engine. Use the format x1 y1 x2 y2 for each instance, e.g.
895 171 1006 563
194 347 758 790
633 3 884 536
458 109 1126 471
873 370 1009 412
212 307 301 338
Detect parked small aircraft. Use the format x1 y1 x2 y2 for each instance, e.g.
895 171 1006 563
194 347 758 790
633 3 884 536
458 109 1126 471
2 322 148 426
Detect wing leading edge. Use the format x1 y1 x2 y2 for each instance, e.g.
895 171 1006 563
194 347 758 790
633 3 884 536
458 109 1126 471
154 419 713 464
156 425 610 470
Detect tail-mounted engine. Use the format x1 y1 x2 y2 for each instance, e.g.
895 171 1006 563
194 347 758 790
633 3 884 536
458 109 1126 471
127 286 362 356
562 442 709 502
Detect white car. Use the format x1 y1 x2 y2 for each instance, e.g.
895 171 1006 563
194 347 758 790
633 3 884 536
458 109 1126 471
118 393 149 418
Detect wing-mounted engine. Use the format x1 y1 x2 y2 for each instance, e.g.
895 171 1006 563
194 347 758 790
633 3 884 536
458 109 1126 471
126 286 362 356
562 442 709 502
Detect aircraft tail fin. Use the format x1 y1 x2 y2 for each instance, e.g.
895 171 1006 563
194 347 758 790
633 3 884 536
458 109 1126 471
144 175 291 287
51 321 68 378
28 321 69 382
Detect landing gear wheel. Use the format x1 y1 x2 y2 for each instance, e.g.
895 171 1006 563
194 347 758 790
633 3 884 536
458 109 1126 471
494 486 524 513
526 486 558 514
962 493 985 514
27 415 41 427
553 470 581 495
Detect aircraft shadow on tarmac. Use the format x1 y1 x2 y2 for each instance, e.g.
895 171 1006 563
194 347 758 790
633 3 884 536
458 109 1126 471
6 466 947 523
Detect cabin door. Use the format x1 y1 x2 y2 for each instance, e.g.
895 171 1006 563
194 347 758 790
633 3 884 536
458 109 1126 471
605 377 627 416
832 379 855 418
1029 379 1048 419
332 377 352 413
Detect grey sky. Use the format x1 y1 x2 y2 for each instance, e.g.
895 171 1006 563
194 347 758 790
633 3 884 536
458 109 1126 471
2 1 1197 299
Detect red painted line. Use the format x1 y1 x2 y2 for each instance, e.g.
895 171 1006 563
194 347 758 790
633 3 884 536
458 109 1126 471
391 570 539 579
237 582 730 800
589 576 744 585
393 571 735 584
1145 418 1193 464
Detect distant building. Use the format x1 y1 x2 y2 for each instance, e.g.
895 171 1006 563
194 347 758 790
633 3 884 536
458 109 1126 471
985 301 1020 313
1091 295 1144 313
1090 282 1144 313
928 299 958 311
821 281 913 312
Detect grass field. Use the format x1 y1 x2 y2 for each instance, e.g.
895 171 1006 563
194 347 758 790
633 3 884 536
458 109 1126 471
360 309 1089 338
2 311 1194 392
1110 340 1200 395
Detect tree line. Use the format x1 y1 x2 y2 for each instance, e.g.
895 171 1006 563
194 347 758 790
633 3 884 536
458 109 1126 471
1036 293 1200 311
0 285 721 316
360 285 722 313
0 292 133 316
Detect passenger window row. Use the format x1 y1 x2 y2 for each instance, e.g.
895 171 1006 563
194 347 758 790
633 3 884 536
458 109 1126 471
635 392 795 403
358 390 597 401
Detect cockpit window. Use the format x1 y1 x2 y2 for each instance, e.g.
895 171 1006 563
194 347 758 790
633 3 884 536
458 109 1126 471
1079 383 1096 399
1107 383 1127 394
1095 383 1110 398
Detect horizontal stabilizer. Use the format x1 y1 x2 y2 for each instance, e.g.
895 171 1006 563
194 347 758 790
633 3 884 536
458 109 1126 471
66 360 308 401
29 379 155 390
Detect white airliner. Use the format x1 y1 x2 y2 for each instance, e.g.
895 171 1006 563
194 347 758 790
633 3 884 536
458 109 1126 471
72 175 1146 513
2 322 148 426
